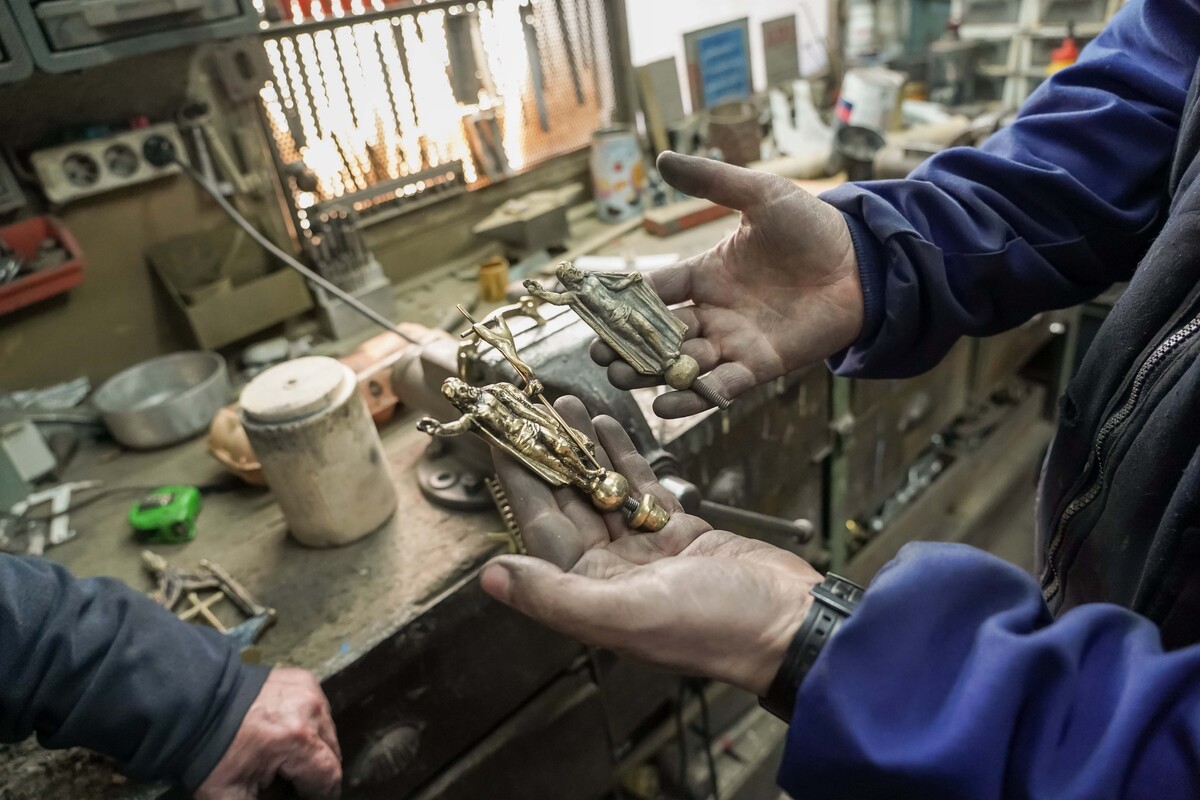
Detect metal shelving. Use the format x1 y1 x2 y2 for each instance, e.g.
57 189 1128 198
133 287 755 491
0 2 33 85
956 0 1122 106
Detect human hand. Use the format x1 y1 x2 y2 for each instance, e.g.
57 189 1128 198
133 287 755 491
592 151 863 418
195 668 342 800
522 279 548 298
416 417 441 436
480 396 822 695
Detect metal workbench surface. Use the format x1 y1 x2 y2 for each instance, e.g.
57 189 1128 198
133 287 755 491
0 415 503 798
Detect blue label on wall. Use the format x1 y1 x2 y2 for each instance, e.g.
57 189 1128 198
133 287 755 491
697 27 750 107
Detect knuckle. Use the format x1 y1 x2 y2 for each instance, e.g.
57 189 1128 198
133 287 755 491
281 719 316 745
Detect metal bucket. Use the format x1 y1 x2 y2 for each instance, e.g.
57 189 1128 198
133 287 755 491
833 125 886 182
93 351 230 449
707 101 761 167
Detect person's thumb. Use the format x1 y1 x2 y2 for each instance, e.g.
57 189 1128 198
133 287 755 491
481 556 630 648
656 151 793 212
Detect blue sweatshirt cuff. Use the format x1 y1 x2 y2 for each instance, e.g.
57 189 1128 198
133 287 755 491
841 210 888 347
775 541 1200 797
819 194 892 375
179 661 271 791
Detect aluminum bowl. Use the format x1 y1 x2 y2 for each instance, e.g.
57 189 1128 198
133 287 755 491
93 352 230 449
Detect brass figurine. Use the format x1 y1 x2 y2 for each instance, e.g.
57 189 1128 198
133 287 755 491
456 297 545 387
416 304 673 532
418 379 604 490
524 262 703 393
417 379 666 530
463 312 543 397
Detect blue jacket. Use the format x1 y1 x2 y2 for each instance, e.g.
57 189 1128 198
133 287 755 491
0 555 268 791
783 1 1200 796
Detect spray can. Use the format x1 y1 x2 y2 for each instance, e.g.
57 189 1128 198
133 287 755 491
590 126 646 223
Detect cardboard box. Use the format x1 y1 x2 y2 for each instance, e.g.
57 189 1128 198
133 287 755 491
147 222 312 350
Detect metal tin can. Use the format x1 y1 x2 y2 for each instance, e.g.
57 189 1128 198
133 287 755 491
240 356 397 548
590 126 646 223
707 101 761 167
477 255 509 302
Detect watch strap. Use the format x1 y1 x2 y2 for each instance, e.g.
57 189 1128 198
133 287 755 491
759 573 865 722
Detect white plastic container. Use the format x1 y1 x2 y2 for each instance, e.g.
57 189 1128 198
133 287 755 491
836 67 906 133
240 356 397 548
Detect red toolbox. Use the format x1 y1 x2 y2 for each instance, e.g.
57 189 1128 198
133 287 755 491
0 216 86 317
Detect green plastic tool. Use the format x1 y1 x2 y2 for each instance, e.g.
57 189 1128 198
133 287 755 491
129 486 202 544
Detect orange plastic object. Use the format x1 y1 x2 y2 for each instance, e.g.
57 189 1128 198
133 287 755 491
341 322 444 424
207 404 266 486
1048 35 1080 75
0 216 86 317
207 322 447 484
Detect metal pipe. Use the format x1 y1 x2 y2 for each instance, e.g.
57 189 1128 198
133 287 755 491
699 500 816 544
601 0 638 125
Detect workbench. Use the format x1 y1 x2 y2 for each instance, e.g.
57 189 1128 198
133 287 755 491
0 419 490 795
0 203 758 800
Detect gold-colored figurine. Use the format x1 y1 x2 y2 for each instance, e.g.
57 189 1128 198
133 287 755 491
523 261 700 392
416 305 671 532
463 312 544 397
418 379 623 500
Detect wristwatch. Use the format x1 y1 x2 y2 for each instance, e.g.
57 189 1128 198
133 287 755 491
759 572 865 722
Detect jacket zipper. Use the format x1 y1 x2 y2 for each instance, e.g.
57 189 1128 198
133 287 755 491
1042 311 1200 602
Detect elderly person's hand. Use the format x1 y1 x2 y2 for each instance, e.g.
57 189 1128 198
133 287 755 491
592 151 863 418
195 668 342 800
480 397 822 695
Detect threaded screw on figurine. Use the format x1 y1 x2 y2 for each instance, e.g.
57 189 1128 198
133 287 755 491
692 378 733 410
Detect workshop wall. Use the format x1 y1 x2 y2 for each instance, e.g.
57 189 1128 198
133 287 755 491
0 181 227 389
0 44 593 390
0 48 228 389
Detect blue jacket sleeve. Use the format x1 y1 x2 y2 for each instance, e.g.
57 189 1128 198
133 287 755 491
778 543 1200 799
0 554 270 791
823 0 1200 378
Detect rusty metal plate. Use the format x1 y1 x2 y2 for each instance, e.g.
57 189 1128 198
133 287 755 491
335 576 584 798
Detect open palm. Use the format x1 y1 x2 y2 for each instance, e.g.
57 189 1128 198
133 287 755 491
592 152 864 417
481 396 820 695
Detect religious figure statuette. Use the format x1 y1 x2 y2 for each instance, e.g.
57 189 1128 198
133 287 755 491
523 261 732 409
415 307 671 532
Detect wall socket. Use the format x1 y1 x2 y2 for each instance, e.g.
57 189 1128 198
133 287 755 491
31 123 188 205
